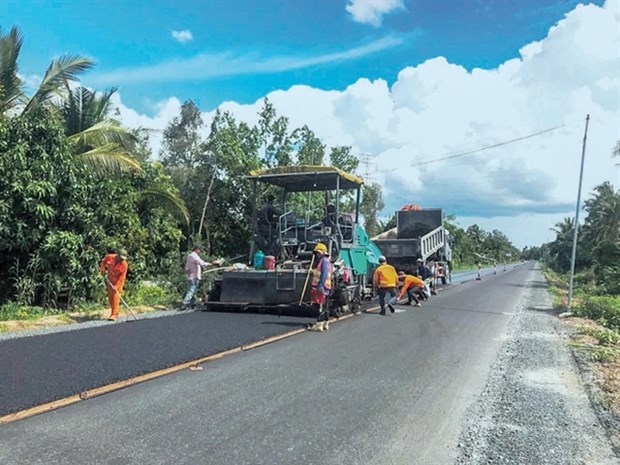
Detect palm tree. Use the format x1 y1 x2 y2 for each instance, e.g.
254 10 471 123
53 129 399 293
56 86 141 174
1 26 94 116
466 224 486 252
550 217 574 237
548 217 575 272
55 85 189 224
0 26 136 173
584 182 620 244
0 26 189 224
0 26 24 114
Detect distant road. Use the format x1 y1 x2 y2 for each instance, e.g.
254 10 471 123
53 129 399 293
449 262 522 285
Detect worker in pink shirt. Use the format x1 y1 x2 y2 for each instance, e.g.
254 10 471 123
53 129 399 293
183 244 213 307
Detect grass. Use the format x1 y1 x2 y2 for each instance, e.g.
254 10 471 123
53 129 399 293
0 281 183 333
544 264 620 415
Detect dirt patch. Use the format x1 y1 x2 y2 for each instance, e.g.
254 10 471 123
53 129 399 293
600 359 620 416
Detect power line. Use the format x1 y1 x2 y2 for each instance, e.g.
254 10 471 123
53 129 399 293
376 123 567 173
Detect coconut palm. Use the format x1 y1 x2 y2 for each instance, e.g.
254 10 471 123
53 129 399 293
55 85 189 223
584 182 620 244
1 26 188 224
0 26 24 114
548 217 575 272
56 85 141 173
1 26 94 116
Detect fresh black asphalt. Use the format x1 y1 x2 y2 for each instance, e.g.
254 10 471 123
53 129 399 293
0 311 315 416
0 266 500 417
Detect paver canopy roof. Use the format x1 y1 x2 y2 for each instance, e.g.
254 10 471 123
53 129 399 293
248 165 364 192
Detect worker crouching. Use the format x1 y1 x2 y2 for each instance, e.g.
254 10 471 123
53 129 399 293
397 271 424 306
309 243 332 331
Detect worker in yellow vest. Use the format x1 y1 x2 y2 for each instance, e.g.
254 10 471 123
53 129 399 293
373 255 398 315
309 243 332 331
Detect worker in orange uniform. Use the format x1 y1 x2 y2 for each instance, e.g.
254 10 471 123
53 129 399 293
373 256 398 315
397 271 424 306
309 243 333 331
99 248 128 321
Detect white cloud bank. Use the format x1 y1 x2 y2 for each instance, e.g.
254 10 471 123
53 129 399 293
171 29 193 43
346 0 406 27
116 0 620 248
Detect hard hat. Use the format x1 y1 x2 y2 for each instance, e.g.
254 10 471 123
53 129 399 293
416 258 423 263
378 255 386 263
117 248 128 260
313 243 328 254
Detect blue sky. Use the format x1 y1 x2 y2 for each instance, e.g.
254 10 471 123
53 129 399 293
2 0 604 113
2 0 618 248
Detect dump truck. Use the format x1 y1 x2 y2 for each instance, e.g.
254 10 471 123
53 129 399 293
372 207 452 284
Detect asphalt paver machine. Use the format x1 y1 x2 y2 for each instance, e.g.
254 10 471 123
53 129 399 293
205 165 380 316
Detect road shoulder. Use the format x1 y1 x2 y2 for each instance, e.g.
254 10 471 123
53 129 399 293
455 266 619 465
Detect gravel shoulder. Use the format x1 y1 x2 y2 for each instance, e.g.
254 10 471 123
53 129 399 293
455 265 619 465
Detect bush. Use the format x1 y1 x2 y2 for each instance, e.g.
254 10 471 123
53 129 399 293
575 295 620 331
124 281 179 307
0 302 57 321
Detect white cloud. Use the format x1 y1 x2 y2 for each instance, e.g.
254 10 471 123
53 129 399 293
346 0 405 27
92 36 403 85
115 0 620 248
171 29 193 43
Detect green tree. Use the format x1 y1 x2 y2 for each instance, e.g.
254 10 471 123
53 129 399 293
329 146 359 173
257 98 293 167
360 182 384 237
466 224 486 254
583 182 620 291
293 125 325 165
548 217 576 272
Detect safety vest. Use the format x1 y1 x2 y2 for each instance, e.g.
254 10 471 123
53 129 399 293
312 257 332 290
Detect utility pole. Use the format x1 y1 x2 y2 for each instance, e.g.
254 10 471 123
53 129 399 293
361 153 373 182
568 114 590 309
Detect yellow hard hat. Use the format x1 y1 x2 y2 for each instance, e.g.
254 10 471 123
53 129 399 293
313 243 328 254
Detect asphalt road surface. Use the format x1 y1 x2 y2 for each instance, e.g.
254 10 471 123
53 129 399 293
3 262 612 464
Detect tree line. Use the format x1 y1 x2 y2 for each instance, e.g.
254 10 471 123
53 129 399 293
530 178 620 295
0 25 571 310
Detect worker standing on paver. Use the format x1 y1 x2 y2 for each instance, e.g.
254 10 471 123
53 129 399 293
397 271 424 306
373 256 398 315
309 243 332 331
100 248 128 321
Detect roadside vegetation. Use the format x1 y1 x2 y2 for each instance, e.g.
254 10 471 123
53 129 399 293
538 165 620 415
0 25 523 328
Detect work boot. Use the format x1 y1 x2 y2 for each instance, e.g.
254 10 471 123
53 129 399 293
431 290 438 296
107 315 118 322
309 321 324 332
388 304 395 313
379 308 386 315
